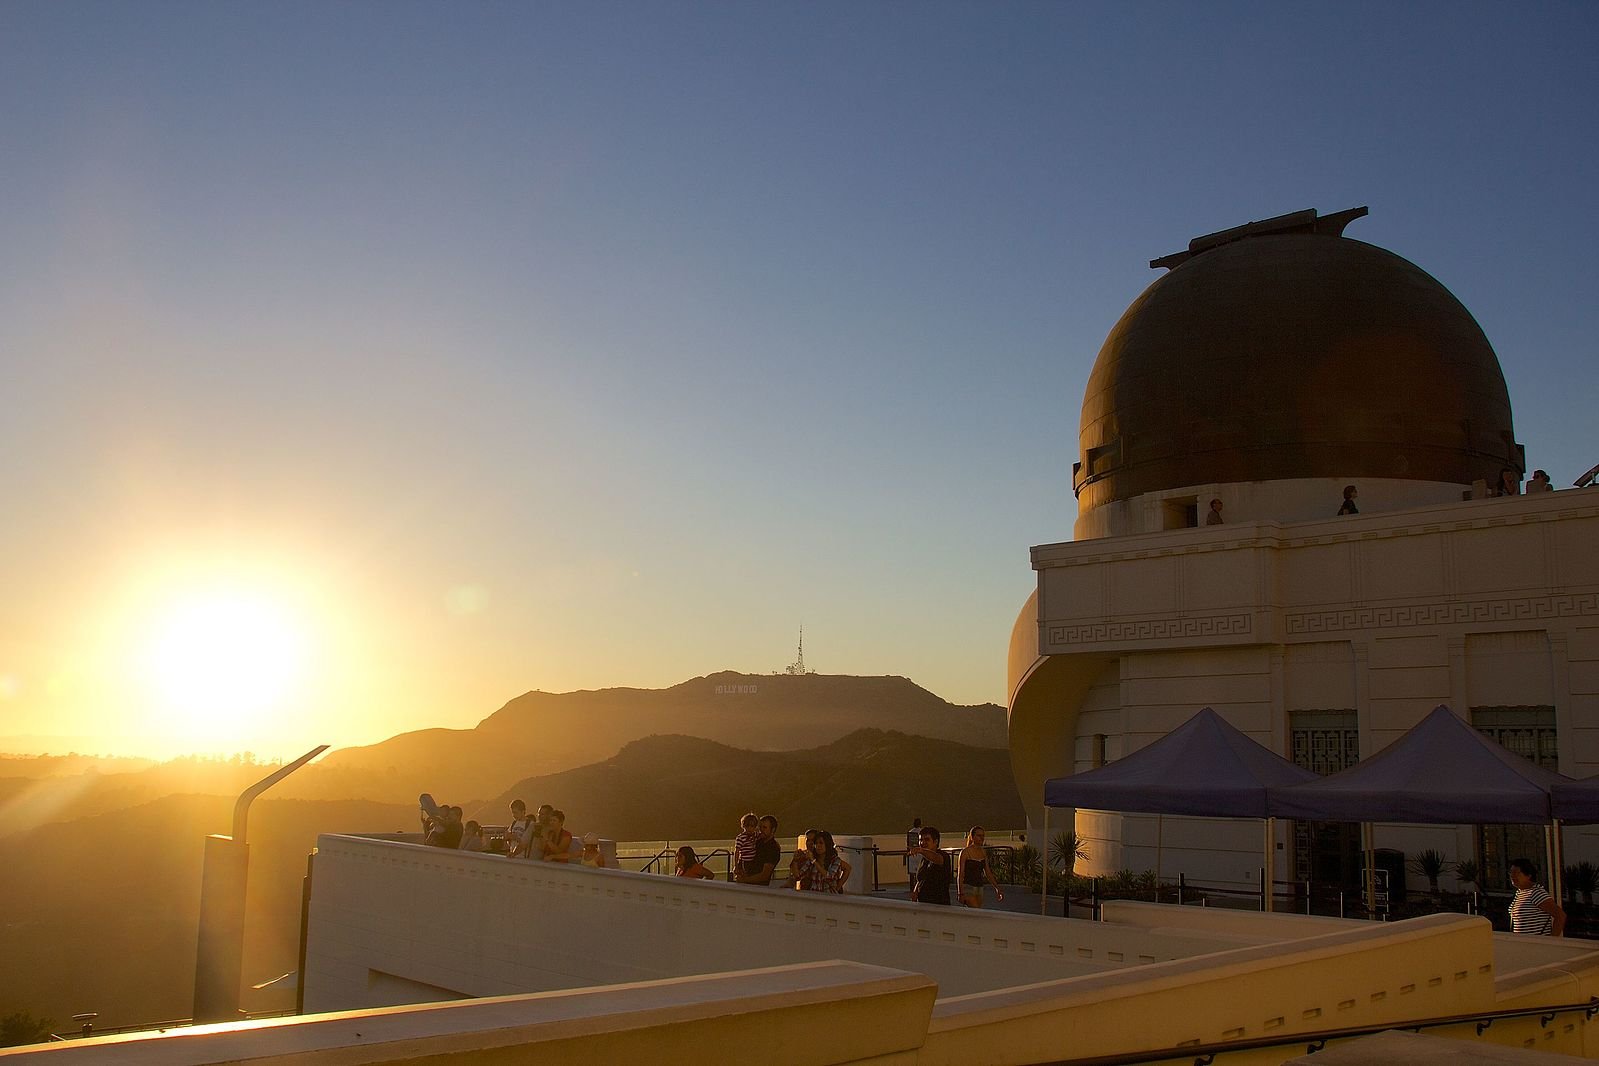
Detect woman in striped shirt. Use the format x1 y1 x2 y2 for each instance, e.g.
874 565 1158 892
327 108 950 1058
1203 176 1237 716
1509 858 1565 936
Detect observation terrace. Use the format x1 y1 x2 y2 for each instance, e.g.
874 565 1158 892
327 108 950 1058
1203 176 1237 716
11 831 1599 1064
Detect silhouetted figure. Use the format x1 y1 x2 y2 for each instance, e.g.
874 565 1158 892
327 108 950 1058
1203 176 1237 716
1496 467 1520 497
1337 485 1359 515
908 826 951 905
733 814 780 885
1205 498 1224 525
1527 469 1553 493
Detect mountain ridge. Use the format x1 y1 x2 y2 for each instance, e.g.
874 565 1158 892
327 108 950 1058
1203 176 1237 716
311 671 1006 805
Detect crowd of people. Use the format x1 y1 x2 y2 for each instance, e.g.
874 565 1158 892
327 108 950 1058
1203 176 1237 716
417 798 1010 907
419 796 606 867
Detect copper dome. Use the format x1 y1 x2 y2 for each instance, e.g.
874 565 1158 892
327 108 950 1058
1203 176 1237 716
1074 208 1521 513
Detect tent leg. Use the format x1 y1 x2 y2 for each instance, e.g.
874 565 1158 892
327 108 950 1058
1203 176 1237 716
1549 819 1564 907
1362 822 1376 921
1042 808 1049 916
1263 817 1273 913
1156 815 1164 890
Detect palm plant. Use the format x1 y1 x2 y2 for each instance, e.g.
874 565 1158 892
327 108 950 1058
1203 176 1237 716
1049 830 1089 876
1012 844 1043 891
1409 849 1447 895
1566 861 1598 906
1453 858 1480 894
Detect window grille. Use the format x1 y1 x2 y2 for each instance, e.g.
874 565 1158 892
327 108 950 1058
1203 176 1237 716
1473 706 1557 888
1290 710 1359 885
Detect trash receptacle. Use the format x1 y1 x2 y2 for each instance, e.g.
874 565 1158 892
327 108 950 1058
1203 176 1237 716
836 836 876 895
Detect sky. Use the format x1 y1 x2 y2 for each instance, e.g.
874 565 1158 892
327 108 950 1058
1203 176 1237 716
1 2 1596 759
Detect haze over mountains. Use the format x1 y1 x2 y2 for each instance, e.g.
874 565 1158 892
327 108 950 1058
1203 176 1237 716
0 672 1016 1035
474 728 1024 839
303 672 1007 805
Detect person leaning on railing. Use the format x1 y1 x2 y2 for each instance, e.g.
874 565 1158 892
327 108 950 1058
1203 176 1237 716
674 845 715 880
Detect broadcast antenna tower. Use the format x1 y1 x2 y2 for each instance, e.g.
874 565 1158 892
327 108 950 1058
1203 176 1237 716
784 626 811 675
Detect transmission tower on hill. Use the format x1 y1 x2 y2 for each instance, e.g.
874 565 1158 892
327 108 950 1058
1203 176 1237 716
782 626 814 675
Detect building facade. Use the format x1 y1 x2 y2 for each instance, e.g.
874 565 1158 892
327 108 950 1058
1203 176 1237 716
1008 208 1599 894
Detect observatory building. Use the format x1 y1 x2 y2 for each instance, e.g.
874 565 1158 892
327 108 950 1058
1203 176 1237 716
1009 207 1599 895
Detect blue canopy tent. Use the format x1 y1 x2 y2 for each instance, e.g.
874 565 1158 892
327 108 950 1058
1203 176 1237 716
1269 705 1571 901
1552 776 1599 824
1269 706 1566 824
1041 707 1319 910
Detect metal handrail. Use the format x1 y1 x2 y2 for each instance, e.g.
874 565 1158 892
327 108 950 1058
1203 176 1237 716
638 846 734 879
1027 997 1599 1066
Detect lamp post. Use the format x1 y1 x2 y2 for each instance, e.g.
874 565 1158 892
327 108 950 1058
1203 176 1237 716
192 744 327 1023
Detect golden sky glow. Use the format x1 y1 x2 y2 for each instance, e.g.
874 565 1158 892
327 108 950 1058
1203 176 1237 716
4 6 1595 760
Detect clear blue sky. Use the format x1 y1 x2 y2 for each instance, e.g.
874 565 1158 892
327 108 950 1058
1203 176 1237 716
2 2 1596 755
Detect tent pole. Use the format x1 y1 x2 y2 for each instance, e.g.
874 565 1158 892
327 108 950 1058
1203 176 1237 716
1362 822 1376 921
1263 817 1273 913
1042 807 1050 915
1549 819 1564 907
1156 815 1164 888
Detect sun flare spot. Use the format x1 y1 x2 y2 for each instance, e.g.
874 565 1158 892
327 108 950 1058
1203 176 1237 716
138 588 308 738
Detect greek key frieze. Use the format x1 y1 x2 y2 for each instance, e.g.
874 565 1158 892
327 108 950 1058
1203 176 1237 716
1284 593 1599 636
1045 612 1253 647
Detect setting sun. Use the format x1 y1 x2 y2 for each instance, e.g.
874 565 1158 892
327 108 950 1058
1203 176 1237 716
137 586 309 744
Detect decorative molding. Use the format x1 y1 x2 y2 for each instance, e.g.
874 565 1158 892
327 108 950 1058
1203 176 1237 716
1032 498 1599 572
1046 612 1254 647
1286 594 1599 636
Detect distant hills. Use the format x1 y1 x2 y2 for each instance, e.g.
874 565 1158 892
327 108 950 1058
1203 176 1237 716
0 672 1019 1033
473 728 1024 839
308 672 1007 806
0 791 415 1032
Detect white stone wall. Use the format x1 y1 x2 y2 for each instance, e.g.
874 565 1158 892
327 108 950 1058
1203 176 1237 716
302 834 1290 1015
1019 490 1599 886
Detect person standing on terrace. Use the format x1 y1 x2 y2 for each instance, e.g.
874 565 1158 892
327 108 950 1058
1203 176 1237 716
505 800 531 857
734 814 780 885
790 829 820 889
957 826 1004 908
732 812 759 874
805 830 851 893
908 826 951 905
1509 858 1564 936
1337 484 1359 515
542 809 573 862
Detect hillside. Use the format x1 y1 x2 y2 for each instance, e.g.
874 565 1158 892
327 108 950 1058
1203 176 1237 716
310 671 1007 805
0 726 1021 1031
471 727 1024 839
0 793 415 1031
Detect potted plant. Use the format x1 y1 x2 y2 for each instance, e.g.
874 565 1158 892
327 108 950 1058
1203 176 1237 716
1408 849 1447 896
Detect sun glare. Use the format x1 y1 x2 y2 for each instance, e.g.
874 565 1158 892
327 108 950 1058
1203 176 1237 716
138 587 309 744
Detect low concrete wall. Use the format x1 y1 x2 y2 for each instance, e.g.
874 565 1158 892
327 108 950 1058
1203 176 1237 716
301 835 1269 1012
1099 899 1357 941
922 913 1498 1064
0 961 936 1065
